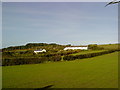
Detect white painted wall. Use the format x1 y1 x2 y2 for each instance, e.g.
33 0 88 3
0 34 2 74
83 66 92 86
64 47 88 50
34 49 46 54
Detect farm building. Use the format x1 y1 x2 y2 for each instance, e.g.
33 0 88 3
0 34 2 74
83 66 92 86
34 49 46 54
64 46 88 50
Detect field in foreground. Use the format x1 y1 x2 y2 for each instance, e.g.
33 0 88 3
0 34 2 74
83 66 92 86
2 52 118 88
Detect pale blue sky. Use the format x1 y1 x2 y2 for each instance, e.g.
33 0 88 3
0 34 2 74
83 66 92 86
0 1 2 49
2 2 118 48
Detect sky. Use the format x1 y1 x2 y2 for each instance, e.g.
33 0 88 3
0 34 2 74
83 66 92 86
1 0 116 2
0 1 1 49
2 2 118 48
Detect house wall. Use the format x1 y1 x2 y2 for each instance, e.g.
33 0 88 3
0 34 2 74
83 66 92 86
64 47 88 50
34 49 46 54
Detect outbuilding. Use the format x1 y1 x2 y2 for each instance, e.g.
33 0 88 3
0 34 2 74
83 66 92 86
34 49 46 54
64 46 88 50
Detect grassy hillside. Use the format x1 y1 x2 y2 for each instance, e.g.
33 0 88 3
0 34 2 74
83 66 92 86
2 52 118 88
70 50 107 56
2 43 65 52
98 44 119 50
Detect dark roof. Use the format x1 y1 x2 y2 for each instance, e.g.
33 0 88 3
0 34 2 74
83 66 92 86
66 46 88 47
34 49 43 51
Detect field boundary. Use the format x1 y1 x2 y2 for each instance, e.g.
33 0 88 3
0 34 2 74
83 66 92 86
63 50 119 61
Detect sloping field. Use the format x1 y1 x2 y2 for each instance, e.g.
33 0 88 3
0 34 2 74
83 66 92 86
98 44 119 50
2 52 118 88
71 50 107 56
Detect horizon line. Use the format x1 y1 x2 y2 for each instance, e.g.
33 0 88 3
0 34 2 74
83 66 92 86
1 42 119 49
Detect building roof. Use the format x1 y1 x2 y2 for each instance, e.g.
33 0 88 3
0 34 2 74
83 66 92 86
34 49 44 51
65 46 88 47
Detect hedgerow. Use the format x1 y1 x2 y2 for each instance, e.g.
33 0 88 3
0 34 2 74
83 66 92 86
63 50 119 61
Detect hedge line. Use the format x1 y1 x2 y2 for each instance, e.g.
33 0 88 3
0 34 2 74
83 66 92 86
43 50 79 57
2 55 61 66
2 49 119 66
2 50 80 66
63 50 119 61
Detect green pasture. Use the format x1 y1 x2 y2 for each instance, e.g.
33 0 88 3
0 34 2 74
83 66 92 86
98 44 119 50
2 52 118 88
71 50 107 56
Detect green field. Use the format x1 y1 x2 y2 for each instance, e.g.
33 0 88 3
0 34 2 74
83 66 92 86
2 52 118 88
71 50 107 56
0 66 2 90
98 44 119 50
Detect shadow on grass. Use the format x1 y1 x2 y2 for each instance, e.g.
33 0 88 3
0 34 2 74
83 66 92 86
34 85 54 90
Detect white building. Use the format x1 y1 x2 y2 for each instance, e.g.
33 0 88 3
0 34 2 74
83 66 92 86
34 49 46 54
64 46 88 50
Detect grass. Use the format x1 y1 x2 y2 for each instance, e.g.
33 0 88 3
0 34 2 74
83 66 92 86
2 52 118 88
71 50 107 56
0 66 2 90
98 44 119 50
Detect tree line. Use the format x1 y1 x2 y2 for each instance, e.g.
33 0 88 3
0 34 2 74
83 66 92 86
2 43 63 51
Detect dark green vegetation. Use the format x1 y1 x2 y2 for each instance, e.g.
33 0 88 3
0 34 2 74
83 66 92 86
63 49 118 61
2 52 118 88
2 43 119 66
2 43 80 66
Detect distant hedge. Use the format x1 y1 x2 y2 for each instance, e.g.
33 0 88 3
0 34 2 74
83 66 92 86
43 50 79 57
2 55 61 66
2 50 80 66
63 50 119 61
2 49 119 66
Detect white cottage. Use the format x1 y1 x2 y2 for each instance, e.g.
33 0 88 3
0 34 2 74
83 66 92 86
34 49 46 54
64 46 88 50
